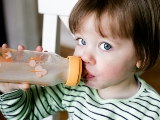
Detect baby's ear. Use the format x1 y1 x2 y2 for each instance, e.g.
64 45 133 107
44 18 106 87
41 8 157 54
136 60 144 75
136 60 141 69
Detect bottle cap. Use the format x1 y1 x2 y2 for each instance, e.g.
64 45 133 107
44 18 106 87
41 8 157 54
65 56 82 86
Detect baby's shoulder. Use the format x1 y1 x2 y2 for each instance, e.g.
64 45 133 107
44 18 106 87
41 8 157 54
135 79 160 110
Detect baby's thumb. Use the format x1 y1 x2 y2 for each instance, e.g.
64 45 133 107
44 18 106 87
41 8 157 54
0 83 30 93
20 83 31 91
9 83 30 91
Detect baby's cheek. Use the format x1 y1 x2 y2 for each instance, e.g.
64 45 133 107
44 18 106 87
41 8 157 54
100 65 123 79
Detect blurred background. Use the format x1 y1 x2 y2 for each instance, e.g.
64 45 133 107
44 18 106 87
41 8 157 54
0 0 76 50
1 0 42 49
0 0 159 120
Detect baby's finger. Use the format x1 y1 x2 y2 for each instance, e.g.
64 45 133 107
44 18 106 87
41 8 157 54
15 45 25 62
34 46 49 62
36 46 43 52
0 82 30 93
7 83 30 91
20 83 31 91
18 45 25 51
2 43 8 48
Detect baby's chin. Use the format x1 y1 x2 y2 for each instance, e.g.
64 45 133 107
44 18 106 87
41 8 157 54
83 78 110 90
83 78 100 89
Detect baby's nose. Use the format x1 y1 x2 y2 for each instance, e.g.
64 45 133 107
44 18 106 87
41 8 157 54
81 51 96 65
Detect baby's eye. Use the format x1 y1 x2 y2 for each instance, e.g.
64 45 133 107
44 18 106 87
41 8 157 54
77 38 86 45
99 42 112 50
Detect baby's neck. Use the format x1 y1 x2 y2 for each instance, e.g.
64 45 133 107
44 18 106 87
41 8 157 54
97 78 138 99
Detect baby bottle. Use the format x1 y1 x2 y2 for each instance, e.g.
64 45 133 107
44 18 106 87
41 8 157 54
0 47 82 86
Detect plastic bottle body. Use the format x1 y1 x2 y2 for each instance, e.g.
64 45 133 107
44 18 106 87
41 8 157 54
0 47 69 86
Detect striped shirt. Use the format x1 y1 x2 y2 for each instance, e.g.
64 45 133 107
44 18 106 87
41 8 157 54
0 75 160 120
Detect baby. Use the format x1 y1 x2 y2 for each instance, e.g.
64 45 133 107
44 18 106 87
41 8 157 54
0 0 160 119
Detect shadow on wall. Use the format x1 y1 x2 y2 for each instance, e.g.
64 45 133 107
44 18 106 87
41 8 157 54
141 61 160 94
0 0 7 46
0 112 6 120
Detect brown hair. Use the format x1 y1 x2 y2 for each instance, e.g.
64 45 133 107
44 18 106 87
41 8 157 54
69 0 160 71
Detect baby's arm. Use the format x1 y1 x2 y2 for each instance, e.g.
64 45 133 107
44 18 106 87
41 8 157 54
0 44 43 94
0 85 64 119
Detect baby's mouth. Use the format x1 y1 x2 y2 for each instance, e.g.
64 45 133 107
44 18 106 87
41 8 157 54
83 71 95 80
82 63 95 80
85 73 95 79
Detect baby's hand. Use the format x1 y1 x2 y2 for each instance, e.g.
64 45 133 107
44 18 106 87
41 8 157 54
0 44 43 93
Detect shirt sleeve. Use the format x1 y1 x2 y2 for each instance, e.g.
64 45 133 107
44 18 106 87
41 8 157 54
0 84 66 120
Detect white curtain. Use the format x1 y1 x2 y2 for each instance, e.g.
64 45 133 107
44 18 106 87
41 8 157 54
3 0 42 50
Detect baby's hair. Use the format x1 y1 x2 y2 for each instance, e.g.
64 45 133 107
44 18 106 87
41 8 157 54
69 0 160 71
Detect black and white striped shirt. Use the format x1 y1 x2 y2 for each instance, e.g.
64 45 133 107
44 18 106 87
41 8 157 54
0 76 160 120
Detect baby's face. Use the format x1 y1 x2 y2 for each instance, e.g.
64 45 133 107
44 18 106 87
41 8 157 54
73 14 139 90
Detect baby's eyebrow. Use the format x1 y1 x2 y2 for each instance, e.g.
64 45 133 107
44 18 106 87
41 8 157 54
102 35 121 45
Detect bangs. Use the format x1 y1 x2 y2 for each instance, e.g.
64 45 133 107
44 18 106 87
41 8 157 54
96 11 133 39
69 0 134 39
